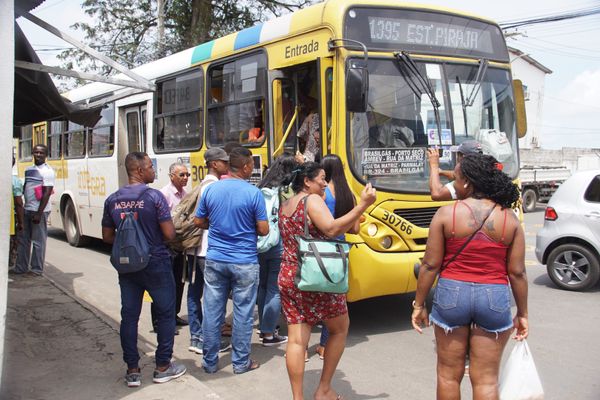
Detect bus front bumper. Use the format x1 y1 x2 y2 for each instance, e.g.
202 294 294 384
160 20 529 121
346 243 424 302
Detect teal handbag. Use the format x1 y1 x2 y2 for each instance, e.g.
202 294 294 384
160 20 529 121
294 197 351 294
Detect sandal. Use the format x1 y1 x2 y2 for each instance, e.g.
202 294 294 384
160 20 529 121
233 359 260 374
316 345 325 360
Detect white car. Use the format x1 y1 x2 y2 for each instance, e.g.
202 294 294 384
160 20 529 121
535 170 600 291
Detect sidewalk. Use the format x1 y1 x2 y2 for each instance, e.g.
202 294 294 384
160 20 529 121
1 273 222 400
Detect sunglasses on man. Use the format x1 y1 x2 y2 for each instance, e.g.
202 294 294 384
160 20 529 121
172 172 190 177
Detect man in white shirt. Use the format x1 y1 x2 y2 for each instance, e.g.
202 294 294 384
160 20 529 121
14 144 55 275
156 163 190 328
187 148 230 354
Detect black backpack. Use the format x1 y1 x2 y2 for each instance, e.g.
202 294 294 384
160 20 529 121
110 188 151 274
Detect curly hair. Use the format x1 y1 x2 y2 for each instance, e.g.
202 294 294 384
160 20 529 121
282 161 323 194
460 154 520 209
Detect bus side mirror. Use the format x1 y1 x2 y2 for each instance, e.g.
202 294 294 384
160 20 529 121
513 79 527 138
346 63 369 113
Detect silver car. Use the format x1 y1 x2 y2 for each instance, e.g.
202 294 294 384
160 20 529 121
535 170 600 291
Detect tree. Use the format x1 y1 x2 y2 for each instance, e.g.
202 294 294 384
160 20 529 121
57 0 314 80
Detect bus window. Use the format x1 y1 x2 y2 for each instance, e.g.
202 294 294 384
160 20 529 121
34 125 46 147
64 122 86 159
19 125 33 161
48 121 65 160
89 103 115 157
126 111 141 152
207 53 267 147
272 78 297 157
154 68 203 152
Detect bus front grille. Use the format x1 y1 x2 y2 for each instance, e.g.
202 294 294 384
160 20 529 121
393 207 439 228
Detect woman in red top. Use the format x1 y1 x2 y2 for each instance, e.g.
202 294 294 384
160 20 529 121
412 153 528 400
279 162 376 400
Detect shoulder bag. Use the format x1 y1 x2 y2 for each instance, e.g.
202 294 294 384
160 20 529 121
294 196 352 294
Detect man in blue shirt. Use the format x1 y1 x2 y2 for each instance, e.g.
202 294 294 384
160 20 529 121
102 152 186 387
194 147 268 374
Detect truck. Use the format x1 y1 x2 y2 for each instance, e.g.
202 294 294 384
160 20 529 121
520 166 571 213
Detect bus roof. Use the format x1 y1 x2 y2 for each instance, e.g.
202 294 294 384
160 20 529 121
64 0 499 103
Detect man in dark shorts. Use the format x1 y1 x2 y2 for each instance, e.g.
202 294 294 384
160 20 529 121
102 152 186 387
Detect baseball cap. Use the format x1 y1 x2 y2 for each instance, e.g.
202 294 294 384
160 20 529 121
204 147 229 162
450 140 483 155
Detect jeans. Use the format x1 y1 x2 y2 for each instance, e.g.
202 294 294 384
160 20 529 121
257 243 282 334
151 252 185 327
320 325 329 346
202 260 259 373
118 256 176 369
15 210 49 274
430 278 513 334
187 255 205 340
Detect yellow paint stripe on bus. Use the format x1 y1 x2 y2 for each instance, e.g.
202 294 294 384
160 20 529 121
289 5 324 32
212 34 237 59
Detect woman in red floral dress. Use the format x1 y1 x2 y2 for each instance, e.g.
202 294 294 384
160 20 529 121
278 162 376 400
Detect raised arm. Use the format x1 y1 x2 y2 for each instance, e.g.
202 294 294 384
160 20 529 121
307 184 376 238
427 148 454 201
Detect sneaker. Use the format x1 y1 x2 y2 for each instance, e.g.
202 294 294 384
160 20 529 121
153 362 187 383
219 339 232 353
125 369 141 387
262 333 288 347
188 339 203 354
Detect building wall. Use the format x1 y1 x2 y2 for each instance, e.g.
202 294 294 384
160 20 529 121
509 54 548 150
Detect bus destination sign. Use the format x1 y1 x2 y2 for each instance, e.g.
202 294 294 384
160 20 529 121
361 148 425 176
368 17 493 53
345 8 509 62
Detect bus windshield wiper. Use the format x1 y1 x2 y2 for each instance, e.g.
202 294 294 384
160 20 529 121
394 51 443 145
456 76 469 137
464 59 489 107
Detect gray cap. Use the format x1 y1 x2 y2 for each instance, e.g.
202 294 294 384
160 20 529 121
204 147 229 162
451 140 482 155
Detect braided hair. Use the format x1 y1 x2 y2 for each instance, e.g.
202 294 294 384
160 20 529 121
460 154 519 209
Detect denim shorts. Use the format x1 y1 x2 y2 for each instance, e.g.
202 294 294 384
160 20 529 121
430 278 513 335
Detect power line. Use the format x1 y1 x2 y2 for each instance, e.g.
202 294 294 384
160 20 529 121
500 6 600 29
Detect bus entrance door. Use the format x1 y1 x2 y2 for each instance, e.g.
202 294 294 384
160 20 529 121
117 104 147 186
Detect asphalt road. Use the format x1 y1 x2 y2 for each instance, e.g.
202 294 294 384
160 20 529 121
42 205 600 399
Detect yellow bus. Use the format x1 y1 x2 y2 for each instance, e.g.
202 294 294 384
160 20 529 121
16 0 526 302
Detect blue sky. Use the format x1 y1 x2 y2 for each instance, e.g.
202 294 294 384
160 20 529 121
18 0 600 150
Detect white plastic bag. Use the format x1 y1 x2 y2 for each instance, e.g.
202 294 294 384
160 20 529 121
499 340 544 400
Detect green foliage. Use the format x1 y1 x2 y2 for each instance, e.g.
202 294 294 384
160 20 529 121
58 0 315 79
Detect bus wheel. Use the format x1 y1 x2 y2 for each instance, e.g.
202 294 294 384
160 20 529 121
522 188 537 213
63 201 89 247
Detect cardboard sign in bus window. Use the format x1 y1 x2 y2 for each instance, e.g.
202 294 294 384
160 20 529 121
361 148 425 176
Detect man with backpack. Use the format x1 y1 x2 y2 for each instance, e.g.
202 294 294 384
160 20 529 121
194 146 269 374
102 152 186 388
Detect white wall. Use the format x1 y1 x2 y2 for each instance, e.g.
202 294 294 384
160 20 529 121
510 54 549 150
0 0 15 387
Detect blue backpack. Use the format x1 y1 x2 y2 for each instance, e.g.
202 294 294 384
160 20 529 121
110 189 151 274
257 186 281 253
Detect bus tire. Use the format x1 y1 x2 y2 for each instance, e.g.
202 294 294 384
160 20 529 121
63 200 89 247
522 188 537 213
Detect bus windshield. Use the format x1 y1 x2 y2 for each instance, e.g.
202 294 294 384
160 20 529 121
348 58 518 193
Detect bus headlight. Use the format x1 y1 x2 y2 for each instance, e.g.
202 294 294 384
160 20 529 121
379 236 393 249
367 223 378 237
